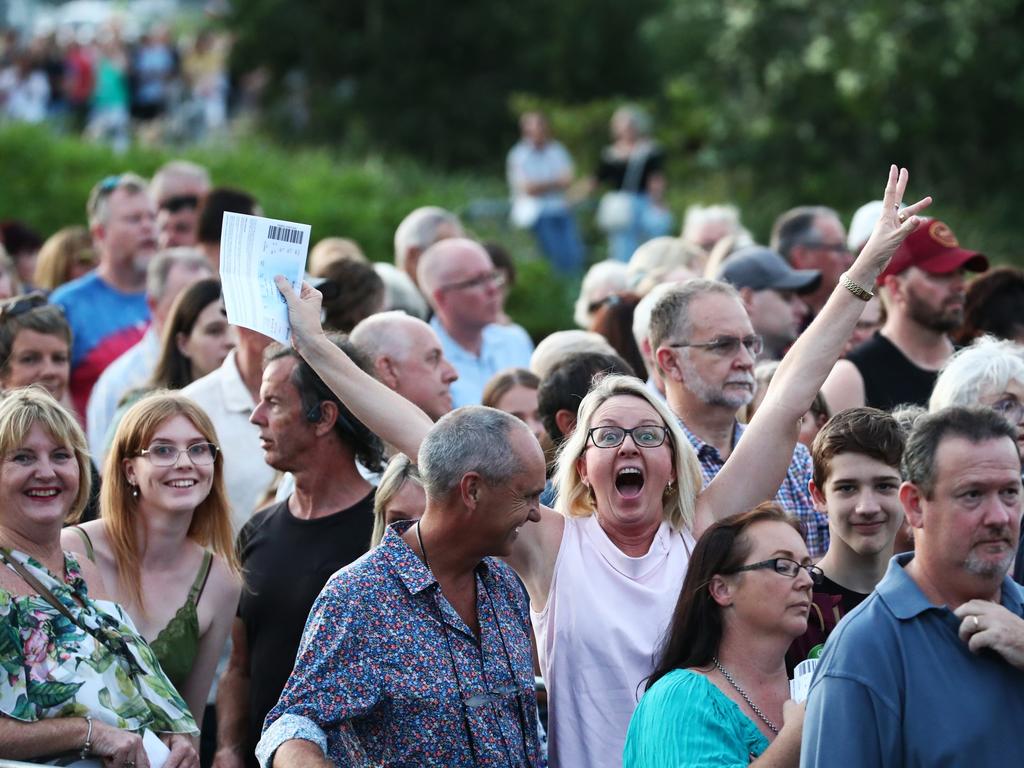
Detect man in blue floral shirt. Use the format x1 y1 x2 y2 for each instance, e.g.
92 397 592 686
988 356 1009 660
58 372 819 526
257 407 546 767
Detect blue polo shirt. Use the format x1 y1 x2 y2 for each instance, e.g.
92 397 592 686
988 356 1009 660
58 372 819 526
430 317 534 408
801 552 1024 767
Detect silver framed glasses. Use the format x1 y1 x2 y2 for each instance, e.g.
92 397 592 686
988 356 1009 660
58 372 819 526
139 442 219 466
668 334 764 357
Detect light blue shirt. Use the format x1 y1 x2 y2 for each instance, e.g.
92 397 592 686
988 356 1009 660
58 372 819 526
430 318 534 408
802 552 1024 767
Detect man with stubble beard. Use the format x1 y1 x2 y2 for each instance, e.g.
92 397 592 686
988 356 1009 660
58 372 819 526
648 279 826 557
823 219 988 412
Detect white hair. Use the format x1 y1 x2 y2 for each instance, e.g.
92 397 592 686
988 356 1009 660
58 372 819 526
627 237 705 289
929 336 1024 412
632 282 678 376
681 204 741 243
573 260 630 328
393 207 463 269
530 331 616 379
374 262 429 319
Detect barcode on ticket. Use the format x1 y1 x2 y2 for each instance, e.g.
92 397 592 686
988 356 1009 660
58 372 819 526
268 225 304 244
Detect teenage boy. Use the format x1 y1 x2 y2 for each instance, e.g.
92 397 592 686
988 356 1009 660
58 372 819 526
787 407 906 671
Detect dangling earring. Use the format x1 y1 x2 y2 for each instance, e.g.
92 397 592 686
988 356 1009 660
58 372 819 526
129 481 139 500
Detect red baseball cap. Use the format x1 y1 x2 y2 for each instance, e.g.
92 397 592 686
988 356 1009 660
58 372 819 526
879 219 988 281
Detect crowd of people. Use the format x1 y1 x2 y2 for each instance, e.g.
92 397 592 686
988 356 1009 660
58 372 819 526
0 22 232 149
0 139 1022 768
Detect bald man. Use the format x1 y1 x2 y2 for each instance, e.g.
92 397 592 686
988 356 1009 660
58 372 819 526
349 311 459 421
417 238 533 407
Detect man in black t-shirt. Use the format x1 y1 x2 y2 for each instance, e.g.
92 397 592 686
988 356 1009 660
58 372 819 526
787 408 906 672
214 336 385 768
822 218 987 412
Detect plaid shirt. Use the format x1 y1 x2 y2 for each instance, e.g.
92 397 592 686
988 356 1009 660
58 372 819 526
679 419 829 558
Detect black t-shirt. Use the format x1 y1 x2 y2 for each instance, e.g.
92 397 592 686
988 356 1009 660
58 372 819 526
846 331 940 411
786 574 869 675
596 146 665 192
237 492 375 766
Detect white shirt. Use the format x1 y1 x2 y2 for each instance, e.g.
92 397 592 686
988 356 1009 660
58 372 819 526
182 350 276 532
86 326 162 465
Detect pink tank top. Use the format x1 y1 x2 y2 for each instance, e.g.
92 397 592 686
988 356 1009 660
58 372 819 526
531 514 695 768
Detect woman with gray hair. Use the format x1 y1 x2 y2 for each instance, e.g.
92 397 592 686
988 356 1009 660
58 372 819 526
929 336 1024 455
273 166 931 768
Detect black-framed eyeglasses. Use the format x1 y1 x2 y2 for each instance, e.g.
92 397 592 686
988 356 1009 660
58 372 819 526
805 241 850 254
440 270 506 293
159 193 200 213
0 292 51 323
726 557 824 585
139 442 219 466
668 334 764 358
587 425 668 449
991 397 1024 425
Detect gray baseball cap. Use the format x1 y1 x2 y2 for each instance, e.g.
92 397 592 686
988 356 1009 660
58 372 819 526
716 245 821 294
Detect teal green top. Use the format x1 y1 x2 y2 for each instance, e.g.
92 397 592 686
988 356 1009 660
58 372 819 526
623 669 769 767
71 527 212 690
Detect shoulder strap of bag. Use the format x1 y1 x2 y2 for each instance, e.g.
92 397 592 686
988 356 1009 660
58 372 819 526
621 147 649 194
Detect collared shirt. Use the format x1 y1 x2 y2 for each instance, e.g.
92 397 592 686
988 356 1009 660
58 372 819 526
256 520 541 768
802 553 1024 767
506 139 574 214
431 317 534 408
678 419 827 557
86 325 161 463
182 350 276 531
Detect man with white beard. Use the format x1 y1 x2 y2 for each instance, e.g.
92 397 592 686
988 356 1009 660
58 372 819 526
649 279 826 557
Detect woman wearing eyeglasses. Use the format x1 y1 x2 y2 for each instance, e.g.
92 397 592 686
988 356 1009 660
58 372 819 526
271 167 930 767
624 505 816 767
0 387 199 767
62 392 240 725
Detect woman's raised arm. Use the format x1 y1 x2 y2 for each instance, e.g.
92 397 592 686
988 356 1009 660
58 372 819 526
694 166 931 535
275 277 433 462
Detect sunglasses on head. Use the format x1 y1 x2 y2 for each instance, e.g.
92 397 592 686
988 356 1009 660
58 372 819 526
0 292 52 322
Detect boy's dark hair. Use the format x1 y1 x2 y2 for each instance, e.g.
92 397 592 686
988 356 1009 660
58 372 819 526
537 352 634 443
811 407 905 490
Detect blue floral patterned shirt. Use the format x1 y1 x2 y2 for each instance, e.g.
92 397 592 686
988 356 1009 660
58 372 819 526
678 419 828 558
256 521 542 767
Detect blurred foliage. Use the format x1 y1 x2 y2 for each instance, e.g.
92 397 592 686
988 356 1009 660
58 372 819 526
0 123 576 337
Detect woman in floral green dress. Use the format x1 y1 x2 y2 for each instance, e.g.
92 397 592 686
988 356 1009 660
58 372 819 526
0 387 198 767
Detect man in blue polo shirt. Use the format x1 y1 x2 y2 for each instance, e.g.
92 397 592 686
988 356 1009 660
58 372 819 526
802 406 1024 767
417 238 533 407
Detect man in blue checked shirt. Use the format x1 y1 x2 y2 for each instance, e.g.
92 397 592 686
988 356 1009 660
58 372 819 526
257 406 546 767
648 278 828 557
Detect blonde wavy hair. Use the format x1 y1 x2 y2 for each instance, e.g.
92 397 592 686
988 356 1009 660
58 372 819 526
553 375 702 532
0 386 91 522
102 392 238 610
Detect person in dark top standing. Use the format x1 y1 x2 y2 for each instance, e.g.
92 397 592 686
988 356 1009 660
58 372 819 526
214 335 384 768
786 408 906 672
822 218 987 412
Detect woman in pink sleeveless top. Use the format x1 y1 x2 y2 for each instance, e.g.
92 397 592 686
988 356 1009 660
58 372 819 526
274 166 930 768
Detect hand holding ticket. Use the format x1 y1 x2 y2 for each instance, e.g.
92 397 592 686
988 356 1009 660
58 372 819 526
219 212 311 343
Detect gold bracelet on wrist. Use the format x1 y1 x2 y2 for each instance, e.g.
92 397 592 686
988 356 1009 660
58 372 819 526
840 272 874 301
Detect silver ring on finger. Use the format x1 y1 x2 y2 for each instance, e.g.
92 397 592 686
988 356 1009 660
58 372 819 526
972 615 980 631
897 210 906 223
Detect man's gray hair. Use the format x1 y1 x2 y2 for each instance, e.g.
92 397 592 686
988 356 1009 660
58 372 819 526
146 247 210 301
770 205 841 261
902 406 1019 498
149 160 211 204
929 336 1024 413
393 207 463 269
648 278 740 352
419 406 526 499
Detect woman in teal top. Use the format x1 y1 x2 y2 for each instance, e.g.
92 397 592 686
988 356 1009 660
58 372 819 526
624 504 818 767
63 393 241 724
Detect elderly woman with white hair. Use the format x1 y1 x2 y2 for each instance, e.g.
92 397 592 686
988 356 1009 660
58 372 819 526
272 167 930 768
929 335 1024 582
574 260 630 328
